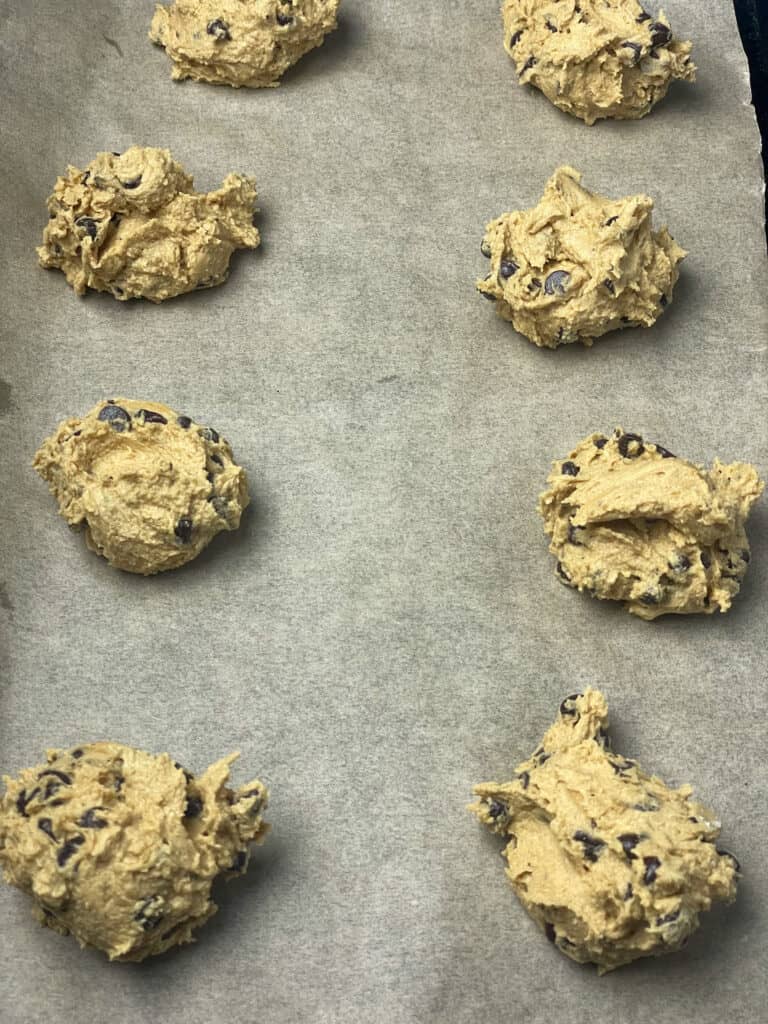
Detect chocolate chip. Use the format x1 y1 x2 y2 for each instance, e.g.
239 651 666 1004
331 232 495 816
528 278 542 291
544 270 570 296
653 443 675 459
509 30 523 48
561 461 580 477
38 770 72 785
499 259 518 279
17 787 40 816
81 171 91 186
545 20 557 32
636 9 651 22
717 848 741 873
74 216 98 239
134 895 164 931
276 12 292 24
209 495 229 518
488 800 507 819
480 240 492 258
650 21 672 47
78 808 108 829
638 591 659 606
537 752 550 766
567 523 583 546
618 833 640 860
700 550 712 570
177 415 192 429
594 437 608 449
120 175 142 189
669 553 691 573
174 518 193 543
199 426 220 443
603 279 616 295
184 795 204 819
559 694 582 716
71 749 83 759
207 19 231 41
642 856 661 885
518 771 530 790
210 453 223 467
521 56 537 73
97 404 131 432
656 910 680 926
617 432 645 458
618 40 643 60
38 818 57 843
229 850 248 873
136 409 168 425
556 561 571 583
57 834 85 868
604 216 619 227
544 922 556 942
623 883 634 901
573 831 605 863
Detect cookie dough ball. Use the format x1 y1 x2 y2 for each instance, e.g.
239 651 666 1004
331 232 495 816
33 398 249 575
538 429 764 619
150 0 340 88
0 743 268 961
502 1 695 125
477 166 684 348
470 690 739 973
38 146 259 302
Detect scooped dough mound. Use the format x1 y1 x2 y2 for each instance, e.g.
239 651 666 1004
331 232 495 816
502 1 695 124
470 690 739 974
37 146 259 302
33 398 249 575
0 743 269 961
538 429 764 619
477 166 685 348
150 0 340 87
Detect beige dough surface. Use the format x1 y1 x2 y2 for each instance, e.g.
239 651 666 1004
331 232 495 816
470 690 739 974
150 0 339 87
0 743 268 961
538 429 764 619
502 1 695 124
38 146 259 302
477 166 685 348
33 398 249 575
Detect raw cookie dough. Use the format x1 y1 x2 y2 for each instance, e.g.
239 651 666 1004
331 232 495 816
34 398 249 575
502 1 695 124
539 429 764 619
150 0 340 87
470 690 739 973
38 146 259 302
477 166 684 348
0 743 269 961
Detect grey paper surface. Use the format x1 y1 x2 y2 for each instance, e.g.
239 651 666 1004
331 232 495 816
1 2 767 1022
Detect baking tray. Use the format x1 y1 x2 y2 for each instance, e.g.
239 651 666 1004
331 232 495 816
0 2 766 1022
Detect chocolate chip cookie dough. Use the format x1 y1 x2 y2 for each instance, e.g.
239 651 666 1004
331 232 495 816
539 429 764 619
0 744 268 961
38 146 259 302
470 690 739 973
502 1 695 124
34 398 249 575
477 166 684 348
150 0 340 87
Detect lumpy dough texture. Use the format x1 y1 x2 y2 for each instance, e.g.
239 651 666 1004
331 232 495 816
502 0 695 124
38 146 259 302
477 166 684 349
0 743 269 961
150 0 340 87
470 690 739 973
33 398 249 575
539 429 764 619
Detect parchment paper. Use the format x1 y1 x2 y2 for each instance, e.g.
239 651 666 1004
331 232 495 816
1 3 766 1022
